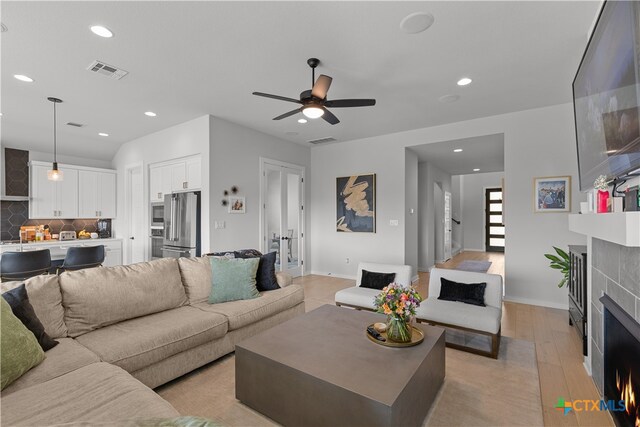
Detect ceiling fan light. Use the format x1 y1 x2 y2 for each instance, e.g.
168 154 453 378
302 106 324 119
47 163 63 181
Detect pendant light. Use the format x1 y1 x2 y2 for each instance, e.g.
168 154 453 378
47 97 63 181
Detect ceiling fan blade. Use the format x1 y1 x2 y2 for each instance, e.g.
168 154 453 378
273 108 301 120
324 99 376 108
311 75 333 99
322 108 340 125
253 92 301 104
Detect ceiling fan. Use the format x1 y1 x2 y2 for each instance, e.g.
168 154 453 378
252 58 376 125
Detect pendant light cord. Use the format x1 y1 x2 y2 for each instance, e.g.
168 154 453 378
53 101 57 164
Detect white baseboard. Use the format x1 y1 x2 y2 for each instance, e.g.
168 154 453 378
308 271 356 281
452 248 462 257
463 248 485 252
503 295 568 310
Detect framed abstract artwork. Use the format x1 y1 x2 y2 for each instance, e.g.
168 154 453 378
534 176 571 213
336 173 376 232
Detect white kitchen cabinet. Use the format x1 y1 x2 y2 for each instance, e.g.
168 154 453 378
149 155 202 203
79 170 116 218
29 163 78 219
0 238 124 267
103 247 123 267
149 164 172 202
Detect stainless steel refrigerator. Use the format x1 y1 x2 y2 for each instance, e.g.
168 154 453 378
162 191 201 258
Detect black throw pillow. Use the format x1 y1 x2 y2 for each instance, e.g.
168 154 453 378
2 284 58 351
438 277 487 307
234 249 280 291
360 270 396 290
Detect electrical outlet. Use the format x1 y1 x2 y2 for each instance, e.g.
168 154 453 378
214 221 226 229
389 219 399 226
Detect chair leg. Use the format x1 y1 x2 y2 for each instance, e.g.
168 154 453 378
490 331 501 359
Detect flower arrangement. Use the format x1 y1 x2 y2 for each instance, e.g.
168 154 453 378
374 283 422 318
374 283 422 343
594 175 608 191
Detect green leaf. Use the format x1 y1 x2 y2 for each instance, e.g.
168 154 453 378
550 264 564 270
558 277 568 288
545 254 563 263
553 247 570 261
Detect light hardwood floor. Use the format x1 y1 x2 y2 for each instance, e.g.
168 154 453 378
296 251 613 427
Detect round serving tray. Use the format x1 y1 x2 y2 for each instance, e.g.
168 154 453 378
365 323 425 348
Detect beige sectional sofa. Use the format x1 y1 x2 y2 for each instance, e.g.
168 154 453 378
1 257 305 426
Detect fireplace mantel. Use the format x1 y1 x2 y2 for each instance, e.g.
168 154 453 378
568 212 640 247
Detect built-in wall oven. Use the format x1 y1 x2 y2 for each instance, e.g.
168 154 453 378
150 202 165 260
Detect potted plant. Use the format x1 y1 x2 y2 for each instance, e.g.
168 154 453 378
544 246 570 288
374 284 422 343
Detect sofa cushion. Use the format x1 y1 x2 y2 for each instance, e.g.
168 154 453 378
415 298 501 334
208 257 260 304
360 269 396 290
60 258 188 337
75 306 228 373
438 277 487 307
193 284 304 331
1 362 179 426
3 284 59 351
334 286 380 310
177 257 211 304
1 275 67 338
275 271 293 287
1 298 45 390
3 338 100 395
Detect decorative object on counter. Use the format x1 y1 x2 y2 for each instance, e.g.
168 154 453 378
625 186 640 212
594 174 610 213
228 196 245 214
96 219 111 238
46 97 64 181
365 322 425 348
533 176 571 213
611 197 624 213
579 201 589 214
543 246 570 288
373 283 422 343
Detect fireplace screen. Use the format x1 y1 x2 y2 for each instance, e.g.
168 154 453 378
602 295 640 427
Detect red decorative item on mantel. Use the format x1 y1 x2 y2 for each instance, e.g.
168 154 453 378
597 190 610 213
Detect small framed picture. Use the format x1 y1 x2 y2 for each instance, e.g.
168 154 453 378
228 196 245 214
534 176 571 213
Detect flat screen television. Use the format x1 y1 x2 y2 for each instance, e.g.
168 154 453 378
573 0 640 191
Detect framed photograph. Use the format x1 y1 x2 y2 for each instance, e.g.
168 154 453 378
228 196 245 214
534 176 571 213
336 173 376 232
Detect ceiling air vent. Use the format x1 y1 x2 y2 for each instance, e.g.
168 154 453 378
307 137 337 145
66 122 84 128
86 60 128 80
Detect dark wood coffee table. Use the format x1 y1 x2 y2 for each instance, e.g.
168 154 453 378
236 304 445 427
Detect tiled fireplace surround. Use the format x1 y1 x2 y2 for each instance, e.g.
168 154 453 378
590 238 640 393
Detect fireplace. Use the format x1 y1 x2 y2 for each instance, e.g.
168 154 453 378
601 294 640 427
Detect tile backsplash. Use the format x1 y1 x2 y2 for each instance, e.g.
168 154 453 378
1 200 101 241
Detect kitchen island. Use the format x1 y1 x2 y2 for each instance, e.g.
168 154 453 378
0 238 123 266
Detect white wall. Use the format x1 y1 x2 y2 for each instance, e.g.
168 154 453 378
208 117 311 267
112 115 211 262
404 149 418 279
417 161 452 270
28 150 112 169
460 171 505 251
309 103 586 308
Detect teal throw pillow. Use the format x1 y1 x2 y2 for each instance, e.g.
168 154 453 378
208 257 260 304
1 298 45 390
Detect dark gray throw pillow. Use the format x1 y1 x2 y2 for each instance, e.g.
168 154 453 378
438 277 486 307
360 270 396 290
2 284 58 351
234 249 280 291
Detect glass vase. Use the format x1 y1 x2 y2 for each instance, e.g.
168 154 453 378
386 315 412 343
597 189 610 213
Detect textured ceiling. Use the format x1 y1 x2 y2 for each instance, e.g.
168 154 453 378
0 1 601 160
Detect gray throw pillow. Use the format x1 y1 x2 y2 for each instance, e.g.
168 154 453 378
208 257 260 304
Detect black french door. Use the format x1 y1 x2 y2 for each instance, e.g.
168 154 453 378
485 188 505 253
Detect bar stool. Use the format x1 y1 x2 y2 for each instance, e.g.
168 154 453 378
59 245 105 273
0 249 52 282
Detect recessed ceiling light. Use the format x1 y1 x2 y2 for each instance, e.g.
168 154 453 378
14 74 34 83
90 25 113 38
453 148 463 153
473 168 480 172
98 132 109 137
144 111 157 117
297 118 308 124
400 12 435 34
438 94 459 103
457 77 472 86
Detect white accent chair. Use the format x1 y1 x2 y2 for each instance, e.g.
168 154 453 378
334 262 413 311
415 268 503 359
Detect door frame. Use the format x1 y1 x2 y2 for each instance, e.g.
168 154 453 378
124 162 145 264
484 187 505 253
443 190 452 262
259 157 306 276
